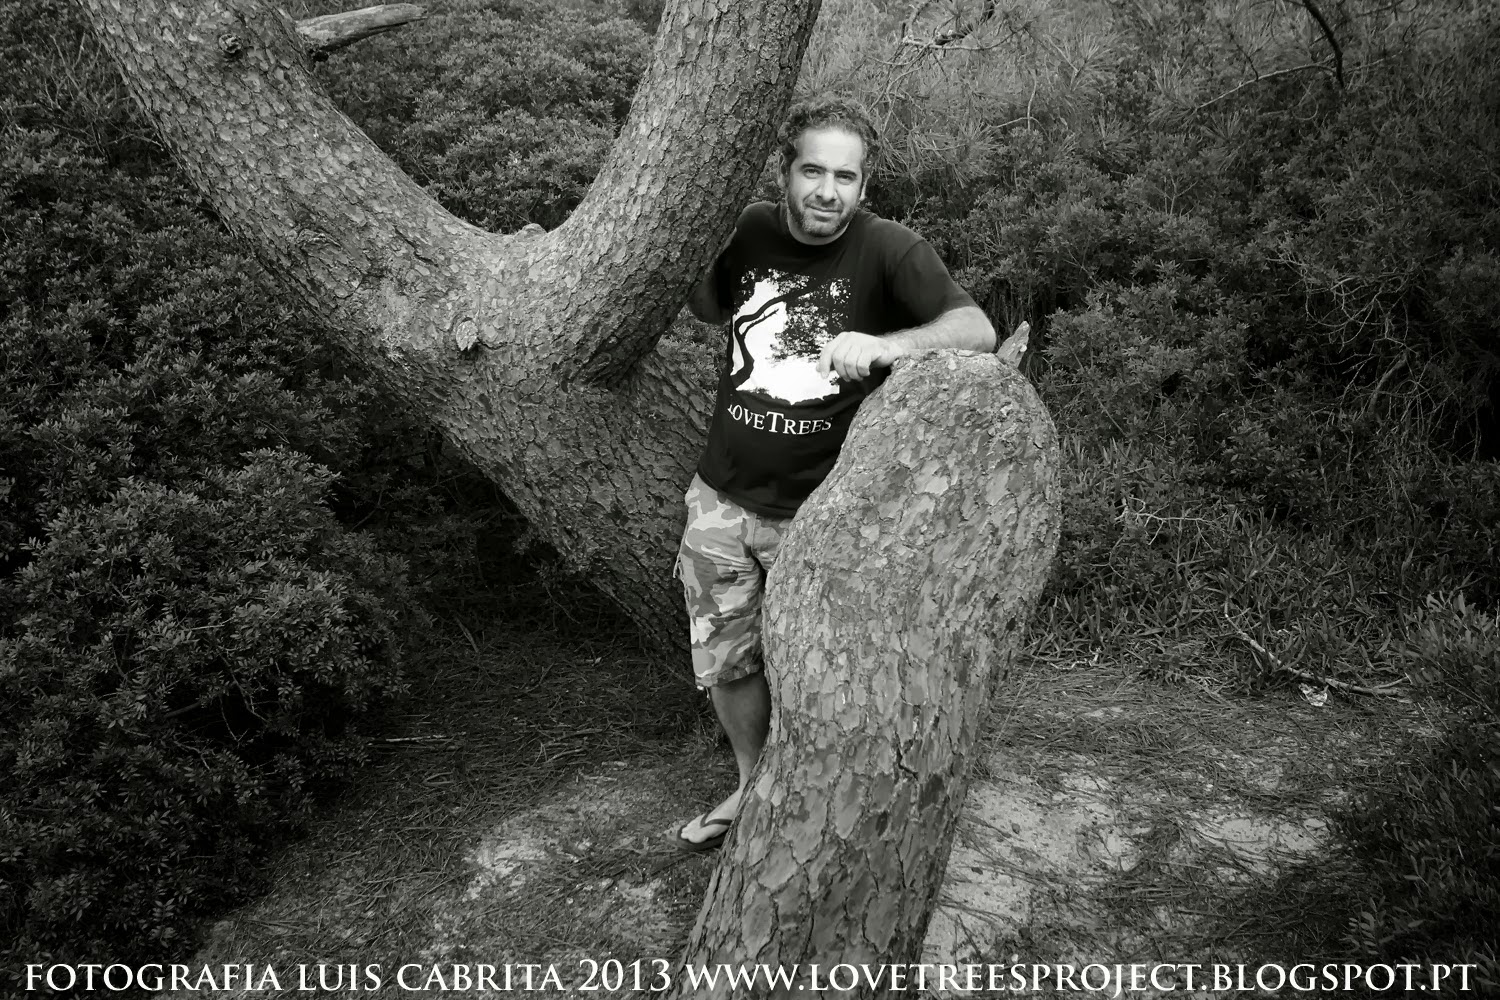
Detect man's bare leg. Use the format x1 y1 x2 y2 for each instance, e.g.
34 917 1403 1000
679 670 770 844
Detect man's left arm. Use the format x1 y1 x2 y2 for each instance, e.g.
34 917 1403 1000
818 233 998 381
817 306 996 382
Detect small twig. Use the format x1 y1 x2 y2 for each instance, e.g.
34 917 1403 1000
455 618 482 655
1362 354 1409 416
1222 606 1406 697
1193 62 1335 113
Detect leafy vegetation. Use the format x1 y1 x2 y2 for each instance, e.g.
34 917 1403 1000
1 0 1494 984
0 0 487 967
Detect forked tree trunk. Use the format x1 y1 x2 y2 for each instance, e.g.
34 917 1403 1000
78 0 823 650
76 0 1061 991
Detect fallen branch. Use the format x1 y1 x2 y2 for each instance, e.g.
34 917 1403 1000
899 36 1003 52
1223 606 1407 698
296 3 427 56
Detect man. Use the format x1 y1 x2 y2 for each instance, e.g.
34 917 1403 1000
675 96 995 851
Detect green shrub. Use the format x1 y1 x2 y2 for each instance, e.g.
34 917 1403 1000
0 121 423 965
0 451 409 957
1331 689 1499 991
0 127 369 546
0 8 448 952
301 0 650 231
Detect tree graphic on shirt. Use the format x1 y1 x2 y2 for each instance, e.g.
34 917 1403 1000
729 269 850 406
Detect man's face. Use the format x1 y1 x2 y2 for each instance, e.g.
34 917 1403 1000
779 126 868 244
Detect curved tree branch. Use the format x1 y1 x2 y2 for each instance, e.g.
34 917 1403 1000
552 0 823 385
74 0 824 650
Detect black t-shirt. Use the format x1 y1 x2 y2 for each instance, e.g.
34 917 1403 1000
696 201 977 517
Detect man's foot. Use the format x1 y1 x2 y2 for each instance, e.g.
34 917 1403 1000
675 812 733 853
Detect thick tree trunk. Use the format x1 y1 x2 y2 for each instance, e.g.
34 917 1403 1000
76 0 1062 984
678 354 1059 996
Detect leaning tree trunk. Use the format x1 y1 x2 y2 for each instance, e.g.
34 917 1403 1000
679 354 1058 995
76 0 1063 990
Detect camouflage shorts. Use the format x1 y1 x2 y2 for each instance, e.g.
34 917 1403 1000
675 474 793 689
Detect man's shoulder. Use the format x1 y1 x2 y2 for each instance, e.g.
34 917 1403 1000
846 212 929 277
736 200 781 234
856 212 926 253
723 201 785 261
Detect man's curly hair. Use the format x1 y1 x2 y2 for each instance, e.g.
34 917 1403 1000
777 96 882 182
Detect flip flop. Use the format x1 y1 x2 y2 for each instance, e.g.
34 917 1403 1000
675 813 732 853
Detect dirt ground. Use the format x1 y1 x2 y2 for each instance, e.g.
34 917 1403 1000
178 639 1438 999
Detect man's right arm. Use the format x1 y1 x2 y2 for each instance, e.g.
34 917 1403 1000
688 218 747 324
687 259 730 324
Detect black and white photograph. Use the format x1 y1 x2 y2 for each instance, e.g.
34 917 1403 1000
2 0 1496 996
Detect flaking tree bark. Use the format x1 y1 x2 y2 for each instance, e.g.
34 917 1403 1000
685 353 1058 996
76 0 1061 993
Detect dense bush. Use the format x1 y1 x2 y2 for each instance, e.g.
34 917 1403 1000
292 0 650 231
1 452 408 951
1 0 458 963
0 119 418 963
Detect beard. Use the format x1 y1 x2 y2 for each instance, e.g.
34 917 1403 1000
786 195 859 240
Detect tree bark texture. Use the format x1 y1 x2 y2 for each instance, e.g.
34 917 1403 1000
76 0 822 652
678 354 1060 996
